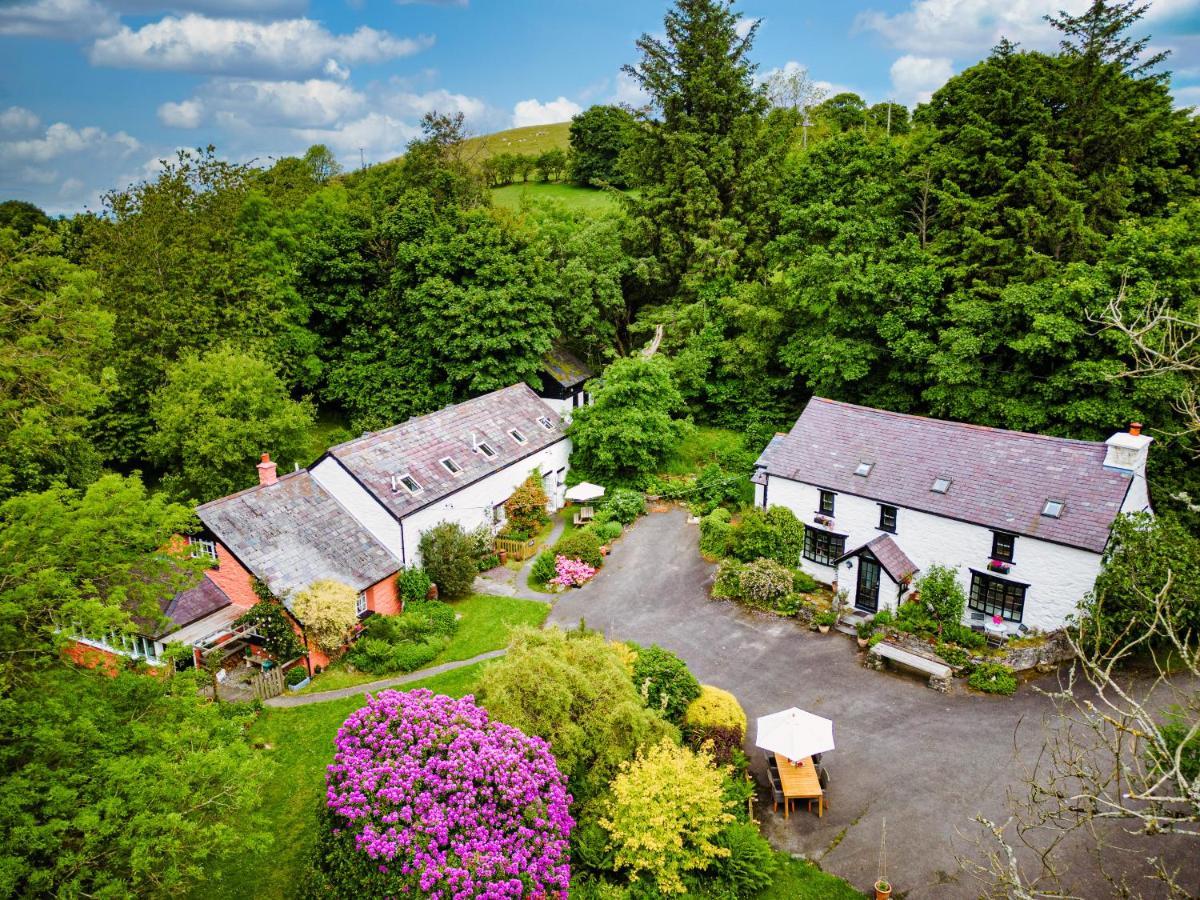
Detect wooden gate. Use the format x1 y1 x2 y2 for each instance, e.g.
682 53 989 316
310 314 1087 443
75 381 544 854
252 668 285 700
494 536 538 561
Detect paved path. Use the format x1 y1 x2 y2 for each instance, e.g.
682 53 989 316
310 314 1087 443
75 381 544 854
546 507 1187 899
472 514 565 602
264 649 507 708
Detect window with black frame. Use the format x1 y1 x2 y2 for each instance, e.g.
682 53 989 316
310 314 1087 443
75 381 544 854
969 572 1026 622
991 531 1016 562
878 504 897 533
819 490 836 516
803 525 845 566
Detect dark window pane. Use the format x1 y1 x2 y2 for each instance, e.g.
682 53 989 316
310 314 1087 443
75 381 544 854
819 491 835 515
803 526 845 566
991 532 1015 562
879 505 897 532
969 572 1026 622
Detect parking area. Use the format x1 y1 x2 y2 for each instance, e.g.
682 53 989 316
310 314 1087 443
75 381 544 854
546 507 1169 898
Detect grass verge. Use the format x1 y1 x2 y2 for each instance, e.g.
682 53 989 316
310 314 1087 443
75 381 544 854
296 594 547 695
756 853 866 898
197 662 489 900
491 181 622 213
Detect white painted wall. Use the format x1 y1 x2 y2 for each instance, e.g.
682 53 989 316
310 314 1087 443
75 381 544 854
311 457 406 559
401 438 572 567
762 474 1103 631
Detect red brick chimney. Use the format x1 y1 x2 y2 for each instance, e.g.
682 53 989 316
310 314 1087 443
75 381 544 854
256 453 278 486
1129 422 1142 437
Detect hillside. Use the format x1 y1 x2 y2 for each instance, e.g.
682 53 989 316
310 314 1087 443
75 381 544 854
460 121 571 162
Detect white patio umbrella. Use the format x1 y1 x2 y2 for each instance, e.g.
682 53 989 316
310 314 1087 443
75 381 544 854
755 707 835 761
564 482 606 502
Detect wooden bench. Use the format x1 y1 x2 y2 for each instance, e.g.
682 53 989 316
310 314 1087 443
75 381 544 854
867 642 952 692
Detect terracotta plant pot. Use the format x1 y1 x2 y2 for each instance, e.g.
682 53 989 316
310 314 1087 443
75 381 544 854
497 549 508 565
426 583 439 600
857 637 869 649
875 881 892 900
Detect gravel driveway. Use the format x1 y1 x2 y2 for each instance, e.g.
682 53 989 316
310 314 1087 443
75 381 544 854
546 507 1193 898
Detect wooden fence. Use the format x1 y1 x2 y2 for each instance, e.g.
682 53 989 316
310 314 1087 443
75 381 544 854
494 536 538 562
252 668 285 700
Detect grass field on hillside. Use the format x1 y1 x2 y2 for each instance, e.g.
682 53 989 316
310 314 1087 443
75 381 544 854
461 121 570 161
491 180 623 213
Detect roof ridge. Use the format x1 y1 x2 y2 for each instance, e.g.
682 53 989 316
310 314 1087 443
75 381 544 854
327 383 532 456
808 397 1107 449
195 468 309 513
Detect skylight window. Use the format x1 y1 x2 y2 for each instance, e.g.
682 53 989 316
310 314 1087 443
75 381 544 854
855 462 873 477
931 477 952 494
1042 499 1064 518
440 458 461 475
537 415 554 430
509 428 527 445
392 473 422 494
477 441 497 458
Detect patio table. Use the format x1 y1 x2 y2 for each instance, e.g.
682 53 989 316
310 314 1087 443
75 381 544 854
774 753 823 819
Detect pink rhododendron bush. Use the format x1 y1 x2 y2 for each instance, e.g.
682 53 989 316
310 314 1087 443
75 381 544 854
308 689 573 898
549 554 596 588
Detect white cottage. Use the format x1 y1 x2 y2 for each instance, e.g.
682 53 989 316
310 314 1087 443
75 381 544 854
752 398 1152 633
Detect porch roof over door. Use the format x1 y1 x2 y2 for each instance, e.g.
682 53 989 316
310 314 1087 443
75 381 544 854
835 534 918 584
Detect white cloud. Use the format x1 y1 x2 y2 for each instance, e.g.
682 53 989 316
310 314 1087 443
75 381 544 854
734 16 758 40
383 87 486 121
157 98 204 128
0 106 41 134
323 58 350 81
111 0 308 13
292 111 420 164
612 71 650 107
0 0 118 39
90 14 433 76
0 121 138 164
889 54 954 104
164 78 367 129
511 96 582 127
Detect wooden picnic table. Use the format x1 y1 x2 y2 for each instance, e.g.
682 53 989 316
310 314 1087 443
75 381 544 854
774 753 823 819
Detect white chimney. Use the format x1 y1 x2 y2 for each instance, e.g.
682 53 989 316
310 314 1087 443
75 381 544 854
1103 423 1153 474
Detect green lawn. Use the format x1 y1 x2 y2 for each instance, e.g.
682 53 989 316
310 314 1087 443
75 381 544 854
661 426 747 477
491 181 623 213
296 593 548 695
462 121 571 160
198 662 490 900
757 854 866 899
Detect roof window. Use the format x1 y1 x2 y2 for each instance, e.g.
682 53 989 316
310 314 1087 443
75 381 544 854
537 415 554 430
854 462 873 477
477 441 497 458
392 473 422 494
440 458 461 475
1042 499 1064 518
509 428 527 445
931 477 952 494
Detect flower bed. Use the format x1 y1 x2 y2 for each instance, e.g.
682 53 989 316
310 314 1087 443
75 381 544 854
318 689 573 898
549 555 597 588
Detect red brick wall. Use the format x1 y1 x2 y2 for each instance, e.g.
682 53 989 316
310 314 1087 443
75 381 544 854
366 575 402 616
206 542 259 610
63 641 122 676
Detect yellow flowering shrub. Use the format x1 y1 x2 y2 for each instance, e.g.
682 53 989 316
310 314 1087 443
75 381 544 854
290 579 358 652
684 685 747 736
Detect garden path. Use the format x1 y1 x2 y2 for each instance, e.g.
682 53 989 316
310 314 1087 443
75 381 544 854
472 513 565 602
263 649 507 708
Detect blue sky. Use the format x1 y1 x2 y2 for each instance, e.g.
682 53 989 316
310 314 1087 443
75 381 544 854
1 0 1197 214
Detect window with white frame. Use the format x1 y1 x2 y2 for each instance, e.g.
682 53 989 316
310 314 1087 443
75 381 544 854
477 441 497 458
188 537 217 560
392 473 422 494
440 457 462 475
356 592 368 616
508 428 527 445
537 415 554 430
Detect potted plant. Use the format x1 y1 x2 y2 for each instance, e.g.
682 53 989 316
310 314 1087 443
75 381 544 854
874 879 892 900
875 818 891 900
855 619 873 648
497 548 508 565
814 610 838 634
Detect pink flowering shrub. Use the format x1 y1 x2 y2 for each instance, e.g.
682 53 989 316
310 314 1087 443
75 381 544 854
549 554 596 588
317 689 573 898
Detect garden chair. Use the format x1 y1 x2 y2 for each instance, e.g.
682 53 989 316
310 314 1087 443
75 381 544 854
580 506 595 521
769 770 787 814
811 765 830 814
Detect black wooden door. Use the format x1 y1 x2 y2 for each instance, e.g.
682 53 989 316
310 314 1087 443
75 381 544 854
856 557 881 613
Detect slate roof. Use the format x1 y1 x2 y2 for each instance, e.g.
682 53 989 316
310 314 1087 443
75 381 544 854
326 383 568 520
196 471 401 600
838 534 919 584
756 398 1133 553
161 576 233 635
541 346 593 389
